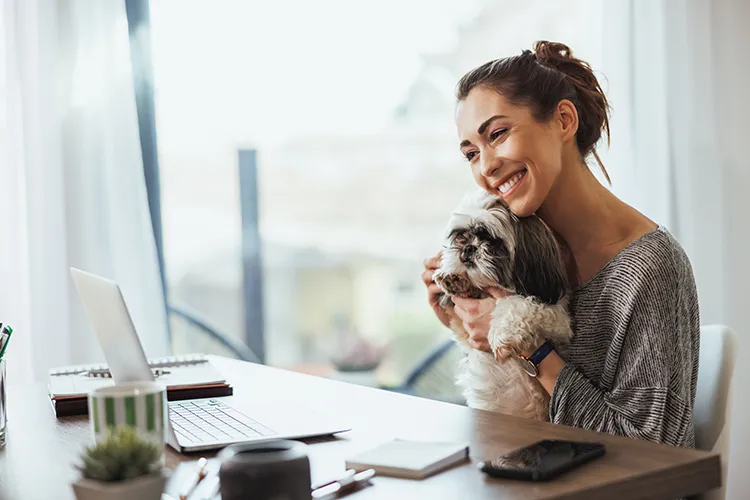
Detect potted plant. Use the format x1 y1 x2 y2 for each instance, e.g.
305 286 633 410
328 313 388 387
71 426 167 500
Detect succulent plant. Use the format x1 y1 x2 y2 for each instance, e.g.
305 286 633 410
76 426 162 482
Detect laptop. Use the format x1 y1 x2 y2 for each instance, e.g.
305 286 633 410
69 267 351 453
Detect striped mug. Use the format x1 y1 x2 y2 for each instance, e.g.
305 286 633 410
88 381 168 448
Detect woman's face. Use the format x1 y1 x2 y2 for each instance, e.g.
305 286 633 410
455 86 566 217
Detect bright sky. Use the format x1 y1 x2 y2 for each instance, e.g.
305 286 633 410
149 0 482 151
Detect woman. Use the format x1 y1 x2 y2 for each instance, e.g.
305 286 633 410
422 41 699 448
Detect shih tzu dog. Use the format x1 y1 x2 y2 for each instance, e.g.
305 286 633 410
433 190 573 421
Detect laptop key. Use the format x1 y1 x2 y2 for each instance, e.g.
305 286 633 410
169 400 272 444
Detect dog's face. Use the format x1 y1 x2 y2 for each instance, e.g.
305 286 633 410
434 190 568 305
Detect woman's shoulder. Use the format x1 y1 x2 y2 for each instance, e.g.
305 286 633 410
576 226 696 296
570 226 700 341
616 225 692 277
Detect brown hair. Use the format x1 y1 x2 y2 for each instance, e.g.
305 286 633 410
456 40 611 184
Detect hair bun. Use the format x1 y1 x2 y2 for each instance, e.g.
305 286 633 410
455 40 612 185
533 40 574 66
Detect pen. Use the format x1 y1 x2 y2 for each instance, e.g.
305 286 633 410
0 324 13 359
311 468 376 498
179 457 208 500
311 469 356 491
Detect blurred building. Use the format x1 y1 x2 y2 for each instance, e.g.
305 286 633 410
162 0 600 384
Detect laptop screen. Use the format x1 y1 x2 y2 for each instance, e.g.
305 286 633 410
70 267 156 384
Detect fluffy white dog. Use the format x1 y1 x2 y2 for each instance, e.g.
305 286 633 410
433 190 573 421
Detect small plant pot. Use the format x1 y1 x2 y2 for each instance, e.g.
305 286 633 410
71 471 167 500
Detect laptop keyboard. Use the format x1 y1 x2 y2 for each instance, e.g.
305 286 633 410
169 399 276 445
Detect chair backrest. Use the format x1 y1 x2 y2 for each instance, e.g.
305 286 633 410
693 325 738 500
401 338 465 405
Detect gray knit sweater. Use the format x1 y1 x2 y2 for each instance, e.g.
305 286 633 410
549 226 700 448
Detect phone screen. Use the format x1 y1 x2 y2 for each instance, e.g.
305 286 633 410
481 440 605 480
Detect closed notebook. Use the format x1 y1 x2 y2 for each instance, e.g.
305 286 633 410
48 354 225 397
47 354 233 417
345 439 469 479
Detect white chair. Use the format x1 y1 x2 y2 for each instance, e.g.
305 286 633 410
693 325 739 500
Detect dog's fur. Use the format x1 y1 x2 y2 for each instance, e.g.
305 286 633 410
433 190 573 421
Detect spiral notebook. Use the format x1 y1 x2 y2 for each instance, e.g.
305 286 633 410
48 353 233 417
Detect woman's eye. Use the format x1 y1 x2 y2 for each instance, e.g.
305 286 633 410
490 128 508 142
464 151 478 162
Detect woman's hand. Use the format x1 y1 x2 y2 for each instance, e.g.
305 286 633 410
452 289 511 351
422 252 455 328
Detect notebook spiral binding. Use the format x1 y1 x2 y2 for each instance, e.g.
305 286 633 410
48 353 209 378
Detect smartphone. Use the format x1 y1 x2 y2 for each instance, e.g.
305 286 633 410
477 440 606 481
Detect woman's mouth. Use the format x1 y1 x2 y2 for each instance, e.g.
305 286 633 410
497 170 527 197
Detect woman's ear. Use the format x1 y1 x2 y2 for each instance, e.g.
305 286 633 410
557 99 579 143
511 216 569 304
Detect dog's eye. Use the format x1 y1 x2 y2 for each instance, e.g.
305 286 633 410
449 230 469 245
491 238 509 256
473 226 491 240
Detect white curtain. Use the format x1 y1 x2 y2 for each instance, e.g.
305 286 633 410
598 1 750 498
0 0 170 383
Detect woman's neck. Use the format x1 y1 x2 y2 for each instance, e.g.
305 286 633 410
536 152 655 283
537 164 614 251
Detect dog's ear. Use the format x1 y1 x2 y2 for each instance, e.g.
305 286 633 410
512 216 569 304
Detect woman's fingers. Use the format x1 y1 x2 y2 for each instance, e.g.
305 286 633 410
421 268 434 287
455 302 492 352
488 287 512 299
469 338 491 352
451 296 477 314
421 252 443 287
452 295 496 316
423 251 442 270
427 283 444 305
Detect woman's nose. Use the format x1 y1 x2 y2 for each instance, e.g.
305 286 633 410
480 155 501 178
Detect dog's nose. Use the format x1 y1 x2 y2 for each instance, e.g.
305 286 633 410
460 245 477 263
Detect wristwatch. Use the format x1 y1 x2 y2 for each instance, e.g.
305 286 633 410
519 340 555 377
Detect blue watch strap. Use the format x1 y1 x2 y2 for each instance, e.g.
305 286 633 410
527 340 555 367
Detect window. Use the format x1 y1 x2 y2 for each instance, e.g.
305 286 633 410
149 0 602 386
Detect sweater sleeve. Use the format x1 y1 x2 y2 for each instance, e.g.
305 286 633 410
548 264 696 447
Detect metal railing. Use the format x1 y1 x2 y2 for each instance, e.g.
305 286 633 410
168 301 260 363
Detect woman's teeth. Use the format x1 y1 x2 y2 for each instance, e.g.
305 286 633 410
498 171 525 194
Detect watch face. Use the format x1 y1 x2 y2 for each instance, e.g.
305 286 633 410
519 358 538 377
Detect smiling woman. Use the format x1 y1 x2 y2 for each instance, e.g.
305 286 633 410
423 41 701 454
455 41 611 217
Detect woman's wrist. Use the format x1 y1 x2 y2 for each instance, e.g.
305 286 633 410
520 342 565 396
536 350 565 395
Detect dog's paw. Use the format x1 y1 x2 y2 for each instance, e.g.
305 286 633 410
433 271 468 297
433 271 488 299
488 295 549 362
491 336 538 362
492 339 521 362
